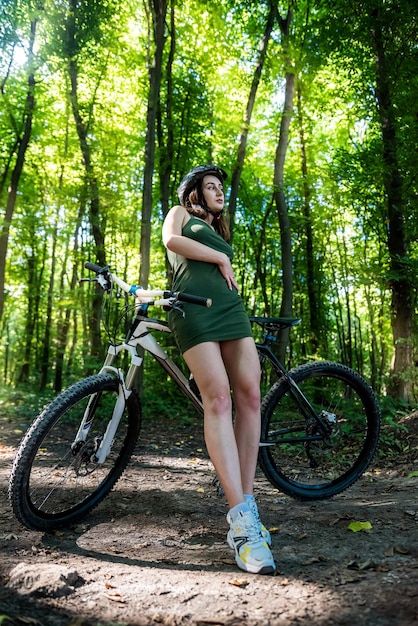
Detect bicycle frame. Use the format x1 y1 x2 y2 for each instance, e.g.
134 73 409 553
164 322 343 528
8 261 381 534
254 334 334 445
72 312 204 464
74 264 332 465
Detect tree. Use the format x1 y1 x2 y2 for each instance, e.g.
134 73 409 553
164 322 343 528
272 1 296 360
315 0 418 398
140 0 168 288
0 7 37 324
370 4 415 400
227 0 277 241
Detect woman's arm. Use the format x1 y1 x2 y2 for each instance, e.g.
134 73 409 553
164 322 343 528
162 205 238 291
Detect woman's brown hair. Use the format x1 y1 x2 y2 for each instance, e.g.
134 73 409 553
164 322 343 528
185 180 230 242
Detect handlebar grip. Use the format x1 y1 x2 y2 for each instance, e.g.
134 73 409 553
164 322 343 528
84 262 106 274
175 292 212 307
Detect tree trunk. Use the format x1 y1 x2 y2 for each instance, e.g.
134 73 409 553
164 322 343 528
15 227 45 385
0 18 37 324
157 0 175 220
140 0 168 288
66 12 106 360
296 86 321 356
228 0 277 241
371 12 414 400
273 72 296 361
248 200 274 316
40 223 58 390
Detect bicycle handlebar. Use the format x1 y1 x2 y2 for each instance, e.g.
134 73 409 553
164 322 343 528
83 262 212 308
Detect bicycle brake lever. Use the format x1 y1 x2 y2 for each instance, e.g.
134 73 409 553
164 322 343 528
170 300 185 317
79 277 97 284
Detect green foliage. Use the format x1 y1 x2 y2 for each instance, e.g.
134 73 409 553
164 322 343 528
0 386 55 432
0 0 417 407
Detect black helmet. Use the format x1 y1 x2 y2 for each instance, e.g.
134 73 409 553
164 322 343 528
177 164 227 206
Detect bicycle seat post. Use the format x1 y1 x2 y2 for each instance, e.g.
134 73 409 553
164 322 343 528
262 328 278 347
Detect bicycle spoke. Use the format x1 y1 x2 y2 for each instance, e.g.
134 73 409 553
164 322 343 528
9 374 141 531
259 362 380 499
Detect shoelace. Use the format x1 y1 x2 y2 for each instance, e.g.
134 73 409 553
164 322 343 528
239 511 263 544
248 500 262 526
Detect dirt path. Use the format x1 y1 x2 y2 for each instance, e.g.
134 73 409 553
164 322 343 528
1 416 417 626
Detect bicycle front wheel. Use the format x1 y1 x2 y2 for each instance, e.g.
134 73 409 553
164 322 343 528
259 362 381 500
9 373 141 531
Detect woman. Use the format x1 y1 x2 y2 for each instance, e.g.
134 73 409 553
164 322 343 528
162 164 275 575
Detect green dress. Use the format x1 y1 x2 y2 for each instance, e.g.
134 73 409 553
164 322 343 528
167 216 252 354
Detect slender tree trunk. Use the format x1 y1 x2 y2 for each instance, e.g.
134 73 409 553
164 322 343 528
157 0 175 220
248 201 274 316
0 18 37 324
16 226 45 384
40 224 58 390
296 86 322 356
140 0 168 288
341 235 353 369
371 12 414 400
273 62 296 362
15 254 37 384
228 0 277 241
67 24 106 360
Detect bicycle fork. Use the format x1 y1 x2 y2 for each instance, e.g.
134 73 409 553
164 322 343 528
71 344 141 464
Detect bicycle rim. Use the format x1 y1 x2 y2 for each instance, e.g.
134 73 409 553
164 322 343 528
259 362 381 500
9 374 141 531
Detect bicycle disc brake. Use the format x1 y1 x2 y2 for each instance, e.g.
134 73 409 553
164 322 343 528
72 437 102 475
304 412 336 468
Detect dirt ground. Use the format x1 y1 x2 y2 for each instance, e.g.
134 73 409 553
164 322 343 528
0 410 417 626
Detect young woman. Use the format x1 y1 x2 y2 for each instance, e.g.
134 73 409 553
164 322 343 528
162 165 275 575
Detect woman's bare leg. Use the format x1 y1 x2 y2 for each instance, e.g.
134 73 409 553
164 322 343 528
183 341 245 509
221 337 261 495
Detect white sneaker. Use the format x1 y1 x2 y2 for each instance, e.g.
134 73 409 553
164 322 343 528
247 498 271 546
227 510 276 575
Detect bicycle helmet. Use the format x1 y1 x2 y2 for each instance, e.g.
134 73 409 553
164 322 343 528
177 164 227 206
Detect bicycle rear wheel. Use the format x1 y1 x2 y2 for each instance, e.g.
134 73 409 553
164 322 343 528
9 373 141 531
259 362 381 500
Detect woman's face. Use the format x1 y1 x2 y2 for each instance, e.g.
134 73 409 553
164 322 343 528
202 175 224 213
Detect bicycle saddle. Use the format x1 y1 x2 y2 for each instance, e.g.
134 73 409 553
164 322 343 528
249 316 302 331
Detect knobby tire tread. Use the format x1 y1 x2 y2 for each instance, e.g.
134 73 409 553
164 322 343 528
259 361 381 500
9 373 141 531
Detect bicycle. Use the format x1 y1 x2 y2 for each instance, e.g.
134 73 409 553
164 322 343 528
9 262 381 531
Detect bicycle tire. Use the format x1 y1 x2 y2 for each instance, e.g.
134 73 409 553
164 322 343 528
9 373 141 531
259 361 381 500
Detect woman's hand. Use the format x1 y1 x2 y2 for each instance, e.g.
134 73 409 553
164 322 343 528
218 254 239 291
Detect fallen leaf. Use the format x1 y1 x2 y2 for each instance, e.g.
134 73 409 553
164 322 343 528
407 471 418 478
196 487 204 493
296 532 308 540
105 593 126 603
229 578 250 588
346 558 376 571
302 555 328 565
347 520 372 532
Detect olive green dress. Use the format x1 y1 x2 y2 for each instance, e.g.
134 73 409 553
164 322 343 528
167 216 252 354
